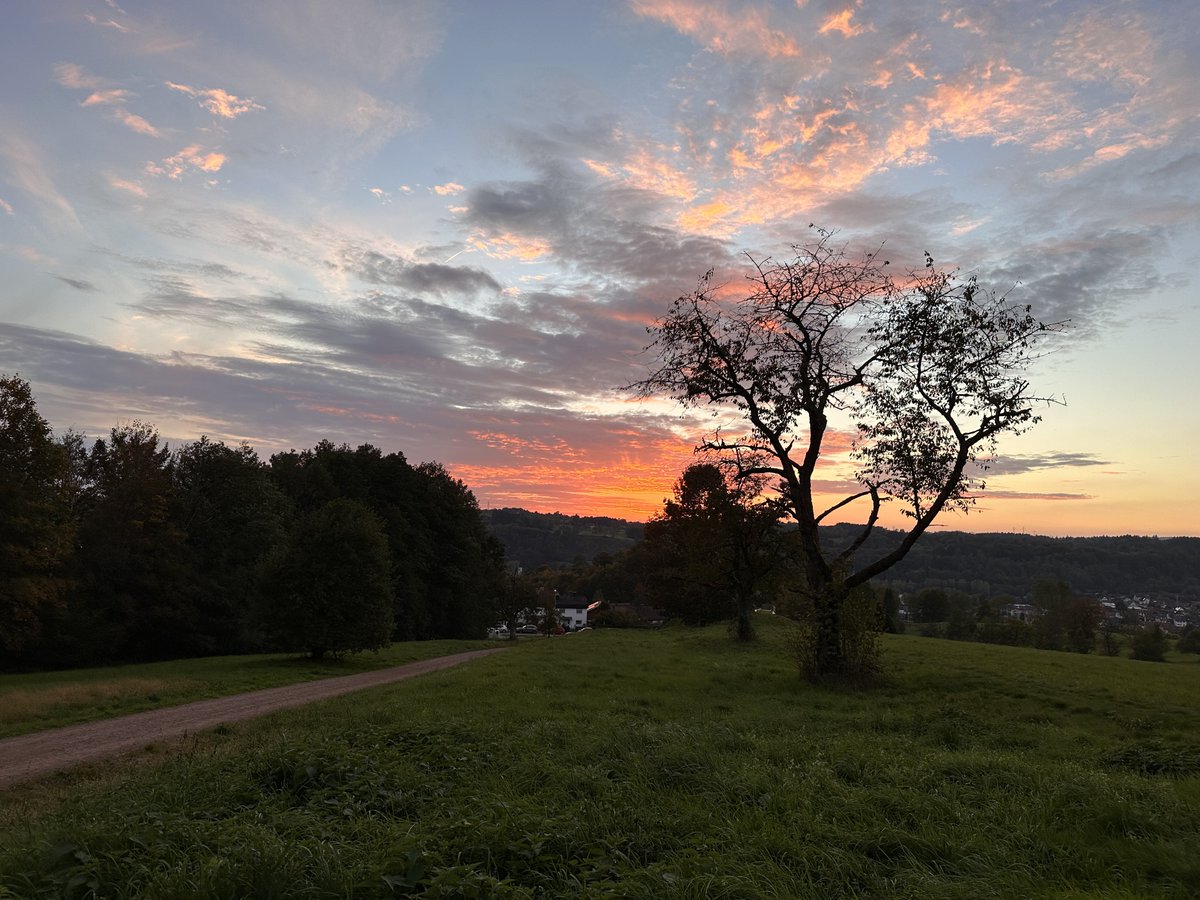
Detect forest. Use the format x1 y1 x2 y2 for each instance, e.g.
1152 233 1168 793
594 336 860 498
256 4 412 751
484 512 1200 603
1 374 506 671
7 369 1197 674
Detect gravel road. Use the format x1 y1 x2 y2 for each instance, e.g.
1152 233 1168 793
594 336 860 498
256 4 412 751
0 647 505 790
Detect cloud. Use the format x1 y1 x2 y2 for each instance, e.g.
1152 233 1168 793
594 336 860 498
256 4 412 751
85 13 130 32
630 0 803 59
0 198 12 215
81 89 130 107
53 63 107 90
231 58 412 158
973 452 1113 477
146 145 226 179
336 246 501 296
107 175 148 197
51 274 99 291
0 132 80 231
165 81 265 118
819 9 866 38
250 0 444 82
970 490 1095 501
113 107 162 137
433 181 465 196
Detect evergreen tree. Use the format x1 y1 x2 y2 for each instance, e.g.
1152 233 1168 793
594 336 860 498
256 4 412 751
0 375 73 661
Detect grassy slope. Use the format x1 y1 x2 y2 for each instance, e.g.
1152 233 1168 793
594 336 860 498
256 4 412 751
1 619 1197 898
0 640 492 739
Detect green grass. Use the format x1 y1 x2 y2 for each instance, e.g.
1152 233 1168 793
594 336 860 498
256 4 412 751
0 640 492 738
1 618 1198 898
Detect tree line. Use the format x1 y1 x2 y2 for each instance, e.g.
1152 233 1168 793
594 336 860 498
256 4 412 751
1 374 506 670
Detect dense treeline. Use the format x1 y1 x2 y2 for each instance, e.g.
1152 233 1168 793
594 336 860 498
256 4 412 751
0 375 506 671
484 509 1200 602
819 524 1200 600
480 508 642 570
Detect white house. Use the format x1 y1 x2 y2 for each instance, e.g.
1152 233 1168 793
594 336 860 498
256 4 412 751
556 595 600 630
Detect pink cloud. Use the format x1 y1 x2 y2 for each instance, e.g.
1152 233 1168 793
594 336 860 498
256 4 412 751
53 63 107 90
433 181 465 196
85 13 130 32
107 175 147 197
0 198 13 216
113 107 161 138
467 230 551 261
81 89 129 107
146 145 226 179
165 82 265 118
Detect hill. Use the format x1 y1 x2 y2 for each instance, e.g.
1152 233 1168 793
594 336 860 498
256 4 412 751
480 507 643 570
484 508 1200 599
2 621 1198 896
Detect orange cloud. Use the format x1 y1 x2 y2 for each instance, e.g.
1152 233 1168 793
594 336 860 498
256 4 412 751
819 9 865 38
467 230 552 262
146 145 226 179
630 0 802 58
81 89 129 107
585 146 696 200
433 181 466 196
165 82 265 118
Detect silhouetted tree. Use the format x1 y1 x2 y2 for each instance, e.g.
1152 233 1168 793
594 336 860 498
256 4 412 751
172 437 289 653
70 422 195 662
632 229 1065 677
641 463 783 641
0 375 73 659
258 498 393 658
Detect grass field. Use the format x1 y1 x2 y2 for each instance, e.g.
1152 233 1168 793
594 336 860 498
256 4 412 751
0 640 492 739
1 619 1198 898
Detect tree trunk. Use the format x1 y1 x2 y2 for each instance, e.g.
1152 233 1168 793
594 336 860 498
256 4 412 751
811 588 847 678
735 597 754 642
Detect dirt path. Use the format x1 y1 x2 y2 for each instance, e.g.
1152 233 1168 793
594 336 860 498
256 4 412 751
0 647 505 790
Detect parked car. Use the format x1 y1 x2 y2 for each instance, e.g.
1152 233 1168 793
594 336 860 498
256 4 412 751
517 624 539 634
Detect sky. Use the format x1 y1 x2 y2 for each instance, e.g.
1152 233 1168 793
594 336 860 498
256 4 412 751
1 0 1197 537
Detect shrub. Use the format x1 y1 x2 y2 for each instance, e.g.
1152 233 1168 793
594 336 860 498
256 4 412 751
1176 628 1200 654
1130 625 1167 663
787 585 882 682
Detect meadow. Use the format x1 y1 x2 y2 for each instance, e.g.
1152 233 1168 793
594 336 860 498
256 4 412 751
1 619 1198 898
0 640 491 739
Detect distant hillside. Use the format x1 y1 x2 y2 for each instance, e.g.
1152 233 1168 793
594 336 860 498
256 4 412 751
483 508 1200 600
819 524 1200 601
480 508 643 570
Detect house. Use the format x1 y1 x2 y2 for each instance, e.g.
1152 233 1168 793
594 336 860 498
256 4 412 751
556 595 601 630
1000 602 1040 623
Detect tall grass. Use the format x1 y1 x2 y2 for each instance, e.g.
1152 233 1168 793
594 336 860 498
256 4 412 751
1 619 1197 898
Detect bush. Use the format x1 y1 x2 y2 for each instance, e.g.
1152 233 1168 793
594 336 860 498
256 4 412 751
1130 625 1167 663
1176 628 1200 654
787 585 882 682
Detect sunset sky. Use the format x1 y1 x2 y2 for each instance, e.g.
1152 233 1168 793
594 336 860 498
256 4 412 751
1 0 1197 536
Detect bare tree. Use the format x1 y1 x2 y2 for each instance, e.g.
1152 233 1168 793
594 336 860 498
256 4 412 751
631 229 1066 677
